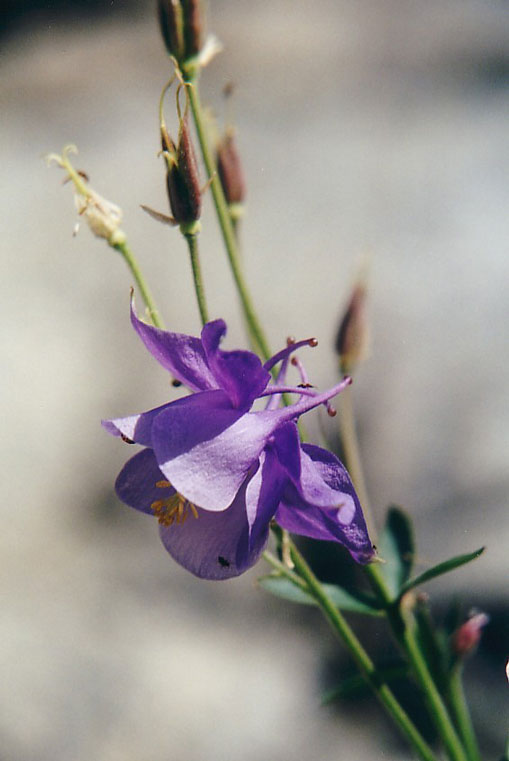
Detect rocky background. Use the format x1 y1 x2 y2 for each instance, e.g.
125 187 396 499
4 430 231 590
2 1 508 759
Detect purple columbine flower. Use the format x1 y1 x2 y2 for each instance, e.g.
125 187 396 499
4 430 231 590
103 300 374 579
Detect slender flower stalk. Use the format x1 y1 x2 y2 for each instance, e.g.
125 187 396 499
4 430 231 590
448 665 482 761
182 227 209 325
365 563 469 761
181 72 272 361
112 240 164 329
266 541 439 761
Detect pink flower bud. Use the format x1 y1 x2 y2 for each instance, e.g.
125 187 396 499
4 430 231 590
451 612 489 658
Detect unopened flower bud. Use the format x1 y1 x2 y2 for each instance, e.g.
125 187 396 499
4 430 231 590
335 282 369 374
217 129 246 207
46 145 125 245
158 0 203 64
451 612 489 658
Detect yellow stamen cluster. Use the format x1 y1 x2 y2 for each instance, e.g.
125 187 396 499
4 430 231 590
151 481 199 527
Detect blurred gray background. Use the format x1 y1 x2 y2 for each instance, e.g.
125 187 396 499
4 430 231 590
2 1 508 759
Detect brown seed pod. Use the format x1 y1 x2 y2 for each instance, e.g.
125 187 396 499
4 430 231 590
158 0 185 61
335 282 369 374
182 0 203 58
165 116 201 225
217 131 246 206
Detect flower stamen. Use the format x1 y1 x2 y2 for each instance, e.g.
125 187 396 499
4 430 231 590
151 489 199 527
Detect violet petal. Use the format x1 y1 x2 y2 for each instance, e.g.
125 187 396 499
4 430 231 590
276 444 374 564
115 447 175 515
272 422 301 482
159 484 269 580
102 390 230 447
243 446 287 555
131 299 218 391
201 319 270 409
102 401 174 446
151 404 286 512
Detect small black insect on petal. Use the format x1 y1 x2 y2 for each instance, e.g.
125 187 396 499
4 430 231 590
218 556 230 568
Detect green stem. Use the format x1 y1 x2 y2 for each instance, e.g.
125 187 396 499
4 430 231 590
448 665 482 761
365 563 469 761
279 542 438 761
112 239 164 328
263 550 309 593
183 73 271 360
183 231 209 326
337 384 376 540
337 378 469 760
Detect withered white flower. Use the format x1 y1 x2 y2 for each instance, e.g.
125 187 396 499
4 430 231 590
46 145 126 245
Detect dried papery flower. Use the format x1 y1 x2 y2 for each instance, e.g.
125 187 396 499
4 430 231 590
335 281 369 374
46 145 125 245
451 611 489 658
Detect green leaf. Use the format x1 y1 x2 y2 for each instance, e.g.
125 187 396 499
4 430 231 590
399 547 485 596
258 575 383 616
321 666 409 704
377 506 415 597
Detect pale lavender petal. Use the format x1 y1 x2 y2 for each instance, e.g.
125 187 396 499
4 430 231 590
201 319 270 409
159 485 268 580
152 404 285 511
115 447 175 515
292 444 351 509
276 444 374 564
131 300 218 392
